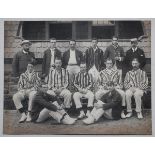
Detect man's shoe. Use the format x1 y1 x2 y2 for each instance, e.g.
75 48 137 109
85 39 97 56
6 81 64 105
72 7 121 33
83 115 95 125
26 113 32 122
86 110 91 117
121 111 126 119
78 111 85 119
137 112 143 119
126 112 132 118
19 113 27 123
62 115 76 125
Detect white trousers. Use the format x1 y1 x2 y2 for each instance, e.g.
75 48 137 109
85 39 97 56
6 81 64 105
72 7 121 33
13 89 37 111
95 88 126 106
47 89 72 108
73 90 94 109
36 101 66 123
125 88 144 112
91 100 113 121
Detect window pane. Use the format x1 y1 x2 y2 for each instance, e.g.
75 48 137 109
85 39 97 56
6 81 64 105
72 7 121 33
118 21 144 39
22 21 45 40
49 23 72 40
92 26 115 39
76 21 89 39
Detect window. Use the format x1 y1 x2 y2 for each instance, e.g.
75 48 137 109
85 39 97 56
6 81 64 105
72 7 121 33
92 21 115 39
118 21 144 39
49 22 72 40
22 21 45 40
22 21 144 40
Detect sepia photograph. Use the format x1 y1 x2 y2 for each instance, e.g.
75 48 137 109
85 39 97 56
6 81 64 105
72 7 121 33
3 20 152 135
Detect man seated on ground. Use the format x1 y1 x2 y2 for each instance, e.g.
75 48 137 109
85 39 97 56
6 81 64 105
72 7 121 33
95 58 126 118
47 57 72 111
30 87 76 125
73 63 94 119
124 58 148 119
13 61 41 123
83 81 123 125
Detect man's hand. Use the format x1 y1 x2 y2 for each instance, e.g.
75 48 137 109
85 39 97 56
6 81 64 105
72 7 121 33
129 87 136 93
94 102 103 109
54 88 61 95
78 88 84 93
82 89 88 94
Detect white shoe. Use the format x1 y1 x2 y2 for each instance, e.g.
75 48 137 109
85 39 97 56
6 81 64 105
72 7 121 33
126 112 132 118
137 112 143 119
26 112 32 122
62 115 76 125
19 113 27 123
86 110 91 117
78 111 85 119
121 111 126 119
83 115 95 125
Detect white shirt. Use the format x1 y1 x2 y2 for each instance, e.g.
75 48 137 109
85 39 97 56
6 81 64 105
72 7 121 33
50 48 55 66
68 49 77 65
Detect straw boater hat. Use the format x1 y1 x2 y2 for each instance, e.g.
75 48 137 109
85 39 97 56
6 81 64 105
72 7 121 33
130 38 138 43
20 40 32 46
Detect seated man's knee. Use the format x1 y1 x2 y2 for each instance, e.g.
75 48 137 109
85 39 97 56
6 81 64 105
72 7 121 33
73 92 81 99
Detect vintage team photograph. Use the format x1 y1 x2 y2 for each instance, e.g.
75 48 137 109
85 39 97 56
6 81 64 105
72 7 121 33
3 20 152 135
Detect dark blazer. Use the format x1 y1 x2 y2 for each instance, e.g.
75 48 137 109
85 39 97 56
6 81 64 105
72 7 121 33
85 47 104 72
104 44 125 69
42 48 62 77
62 49 83 69
124 47 146 71
12 50 36 77
100 89 122 120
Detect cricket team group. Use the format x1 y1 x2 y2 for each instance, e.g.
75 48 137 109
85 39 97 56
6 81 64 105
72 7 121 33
11 36 148 125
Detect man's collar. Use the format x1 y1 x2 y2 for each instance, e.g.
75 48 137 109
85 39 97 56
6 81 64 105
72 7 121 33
92 46 98 51
132 68 140 72
132 47 138 52
50 48 56 51
23 50 28 54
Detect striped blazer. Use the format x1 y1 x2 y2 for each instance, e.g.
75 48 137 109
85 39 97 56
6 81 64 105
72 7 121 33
99 68 123 88
74 72 93 90
48 68 69 90
18 70 41 91
124 69 148 90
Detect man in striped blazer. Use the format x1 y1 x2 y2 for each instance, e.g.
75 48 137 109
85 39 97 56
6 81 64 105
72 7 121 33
124 58 148 119
13 61 41 123
95 58 126 118
73 63 94 119
47 58 72 110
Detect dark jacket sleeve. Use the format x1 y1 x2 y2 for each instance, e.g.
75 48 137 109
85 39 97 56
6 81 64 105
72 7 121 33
12 52 19 77
101 92 122 110
42 50 47 76
139 49 146 68
62 51 67 69
104 47 109 60
100 49 105 70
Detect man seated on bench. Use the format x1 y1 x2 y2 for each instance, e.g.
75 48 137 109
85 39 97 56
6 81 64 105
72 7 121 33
47 57 72 111
30 87 76 125
13 61 41 123
124 58 148 119
83 81 122 124
73 63 94 119
95 58 126 118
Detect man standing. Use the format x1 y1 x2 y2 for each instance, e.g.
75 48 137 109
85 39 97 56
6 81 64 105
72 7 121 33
47 58 72 110
42 38 62 79
124 58 148 119
12 40 36 77
83 81 123 125
62 40 83 84
124 38 146 71
85 38 104 82
13 62 41 123
104 36 125 70
95 58 126 118
73 63 94 119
